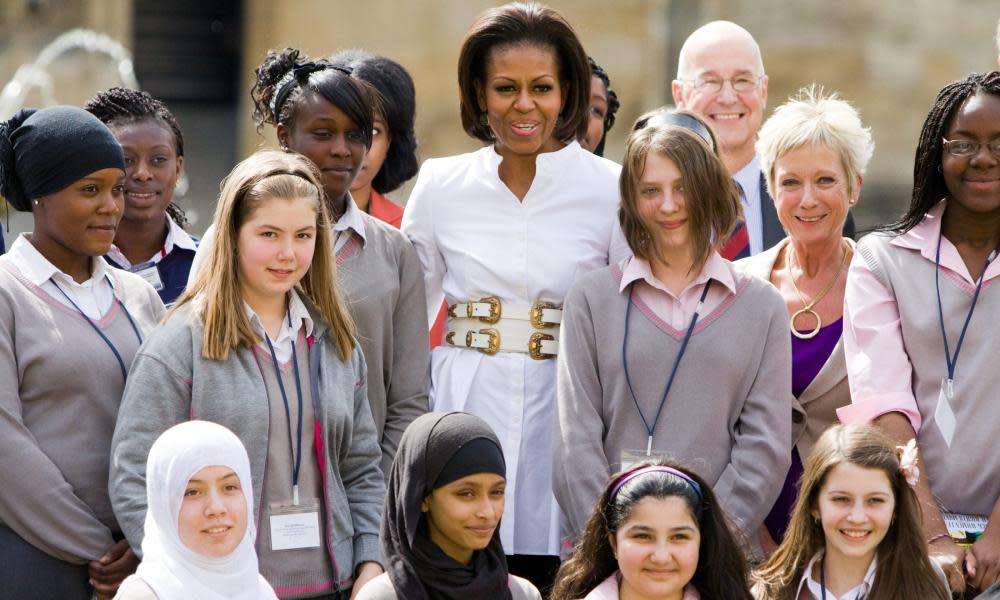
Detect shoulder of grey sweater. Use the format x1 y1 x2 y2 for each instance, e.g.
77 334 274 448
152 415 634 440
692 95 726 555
136 304 200 365
854 230 897 288
736 271 787 318
110 267 166 321
362 213 417 258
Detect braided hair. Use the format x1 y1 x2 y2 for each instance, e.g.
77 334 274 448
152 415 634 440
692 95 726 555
588 57 620 134
250 47 375 149
884 71 1000 234
85 87 188 228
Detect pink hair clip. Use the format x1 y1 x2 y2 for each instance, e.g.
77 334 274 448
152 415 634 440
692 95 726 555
897 439 920 487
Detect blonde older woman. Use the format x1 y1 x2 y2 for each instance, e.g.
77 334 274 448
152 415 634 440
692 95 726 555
736 85 874 553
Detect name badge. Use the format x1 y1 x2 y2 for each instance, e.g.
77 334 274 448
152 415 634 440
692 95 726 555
133 263 164 291
935 378 957 448
269 500 321 551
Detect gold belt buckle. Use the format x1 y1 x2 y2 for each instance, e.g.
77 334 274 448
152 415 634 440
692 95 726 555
469 296 501 323
528 332 555 360
530 301 558 329
466 328 500 355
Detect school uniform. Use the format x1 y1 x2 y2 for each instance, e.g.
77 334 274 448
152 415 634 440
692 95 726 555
840 200 1000 519
106 215 198 306
554 254 792 549
0 234 164 598
110 289 385 597
188 198 428 479
582 572 700 599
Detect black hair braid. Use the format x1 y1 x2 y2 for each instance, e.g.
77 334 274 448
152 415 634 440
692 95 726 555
0 109 37 211
85 87 189 228
85 87 184 157
251 47 308 133
884 71 1000 234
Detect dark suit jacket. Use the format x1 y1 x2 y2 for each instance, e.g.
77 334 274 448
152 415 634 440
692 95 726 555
758 172 856 252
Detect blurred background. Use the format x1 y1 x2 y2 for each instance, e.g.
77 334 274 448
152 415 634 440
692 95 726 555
2 0 999 245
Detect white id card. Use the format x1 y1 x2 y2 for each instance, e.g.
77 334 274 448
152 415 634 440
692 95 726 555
269 501 321 551
134 264 164 291
935 378 957 448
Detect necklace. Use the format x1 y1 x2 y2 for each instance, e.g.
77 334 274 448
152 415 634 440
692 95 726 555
786 240 850 340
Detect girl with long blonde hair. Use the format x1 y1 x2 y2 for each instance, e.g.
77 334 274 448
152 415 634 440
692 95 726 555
110 149 386 599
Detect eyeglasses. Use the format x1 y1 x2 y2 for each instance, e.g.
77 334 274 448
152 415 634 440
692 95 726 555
681 75 762 94
942 138 1000 157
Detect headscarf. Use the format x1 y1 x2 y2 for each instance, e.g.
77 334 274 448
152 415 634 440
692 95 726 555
134 421 277 600
0 106 125 211
382 412 512 600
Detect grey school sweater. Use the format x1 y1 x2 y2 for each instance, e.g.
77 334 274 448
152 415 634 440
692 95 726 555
334 215 430 477
0 258 164 563
554 263 792 545
190 216 429 478
853 233 1000 518
109 303 385 591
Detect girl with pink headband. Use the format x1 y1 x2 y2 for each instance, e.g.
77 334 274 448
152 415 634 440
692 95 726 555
550 462 752 600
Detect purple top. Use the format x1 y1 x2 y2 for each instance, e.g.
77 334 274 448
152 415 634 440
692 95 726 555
765 317 843 543
792 318 843 397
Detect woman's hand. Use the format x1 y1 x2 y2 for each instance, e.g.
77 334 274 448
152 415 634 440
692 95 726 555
349 561 384 599
88 539 139 598
929 536 967 595
968 525 1000 592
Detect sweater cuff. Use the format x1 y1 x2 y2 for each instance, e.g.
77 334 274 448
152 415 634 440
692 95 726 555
353 533 381 571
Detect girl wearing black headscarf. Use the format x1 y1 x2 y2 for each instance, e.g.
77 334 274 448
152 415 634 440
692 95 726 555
357 412 541 600
0 106 165 598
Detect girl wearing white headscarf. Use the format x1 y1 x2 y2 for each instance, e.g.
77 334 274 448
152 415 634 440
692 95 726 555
114 421 277 600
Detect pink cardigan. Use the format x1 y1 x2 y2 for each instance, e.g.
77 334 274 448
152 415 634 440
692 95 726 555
582 572 700 599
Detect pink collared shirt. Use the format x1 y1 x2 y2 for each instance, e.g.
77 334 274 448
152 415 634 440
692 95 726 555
618 252 740 330
838 200 1000 431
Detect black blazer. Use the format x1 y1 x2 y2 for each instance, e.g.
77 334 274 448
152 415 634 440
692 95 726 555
758 172 856 252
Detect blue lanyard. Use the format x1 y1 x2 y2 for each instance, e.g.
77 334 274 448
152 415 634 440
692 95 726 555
263 310 305 506
622 280 712 455
934 231 997 394
52 277 143 382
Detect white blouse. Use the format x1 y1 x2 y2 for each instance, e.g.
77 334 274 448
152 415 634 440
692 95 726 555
402 141 627 555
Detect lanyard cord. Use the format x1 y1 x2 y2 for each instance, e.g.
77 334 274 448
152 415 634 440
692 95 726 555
263 310 305 505
622 280 712 455
52 277 143 382
934 231 997 389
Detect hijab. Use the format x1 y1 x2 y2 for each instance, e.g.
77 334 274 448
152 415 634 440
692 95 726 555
133 420 277 600
382 412 511 600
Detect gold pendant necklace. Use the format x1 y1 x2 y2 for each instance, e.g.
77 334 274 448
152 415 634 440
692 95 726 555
787 241 850 340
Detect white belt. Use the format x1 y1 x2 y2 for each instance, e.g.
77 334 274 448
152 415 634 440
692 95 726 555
446 297 561 359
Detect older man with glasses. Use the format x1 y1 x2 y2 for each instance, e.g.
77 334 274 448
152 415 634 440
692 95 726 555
672 21 854 259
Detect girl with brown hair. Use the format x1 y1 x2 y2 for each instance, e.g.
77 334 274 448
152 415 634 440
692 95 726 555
551 461 752 600
554 122 792 556
751 424 949 599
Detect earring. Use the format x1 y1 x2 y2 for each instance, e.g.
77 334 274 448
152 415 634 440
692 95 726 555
33 199 39 206
480 113 488 127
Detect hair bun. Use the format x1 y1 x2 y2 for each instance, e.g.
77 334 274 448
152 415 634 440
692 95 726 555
0 108 37 211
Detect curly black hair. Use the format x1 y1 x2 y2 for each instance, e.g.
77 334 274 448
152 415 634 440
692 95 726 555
250 47 376 150
85 87 188 228
329 49 418 194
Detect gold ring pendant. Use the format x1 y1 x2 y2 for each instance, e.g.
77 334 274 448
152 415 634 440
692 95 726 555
791 307 822 340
